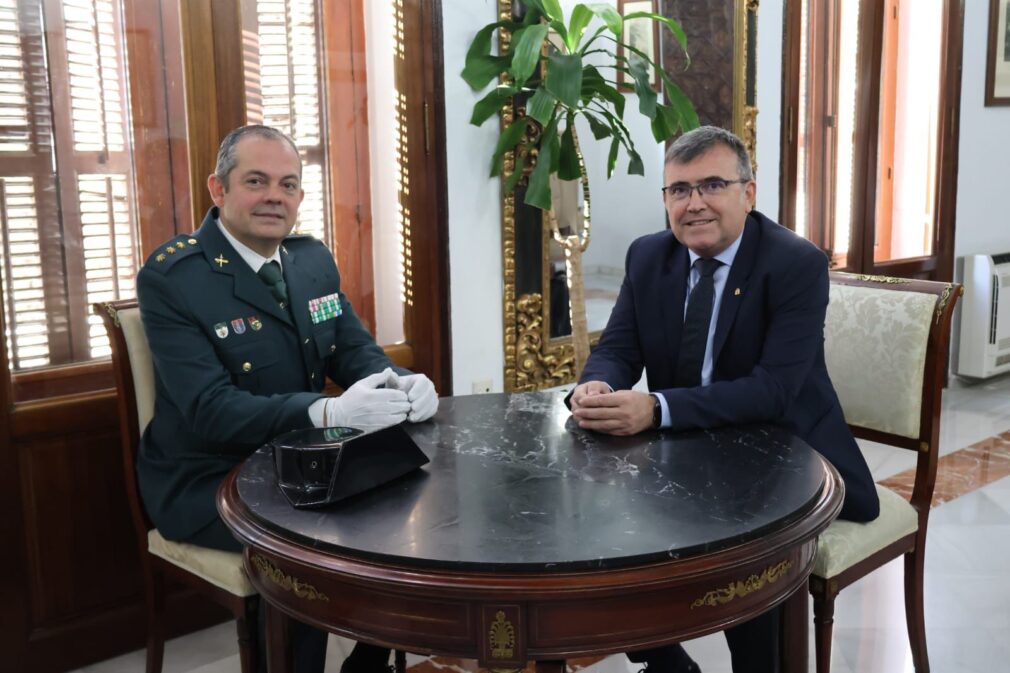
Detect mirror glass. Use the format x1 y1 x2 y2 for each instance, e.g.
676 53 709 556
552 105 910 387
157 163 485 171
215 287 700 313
501 0 758 391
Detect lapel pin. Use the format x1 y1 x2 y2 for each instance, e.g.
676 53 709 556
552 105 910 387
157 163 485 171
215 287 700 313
214 254 229 268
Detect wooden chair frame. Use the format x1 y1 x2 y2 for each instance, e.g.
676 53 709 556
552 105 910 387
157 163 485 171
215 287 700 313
96 299 259 673
811 273 963 673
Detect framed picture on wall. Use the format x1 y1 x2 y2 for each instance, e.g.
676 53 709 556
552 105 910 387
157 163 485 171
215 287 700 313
986 0 1010 105
617 0 660 92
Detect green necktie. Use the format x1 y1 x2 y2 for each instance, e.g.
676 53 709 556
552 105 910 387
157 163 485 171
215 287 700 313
257 260 289 306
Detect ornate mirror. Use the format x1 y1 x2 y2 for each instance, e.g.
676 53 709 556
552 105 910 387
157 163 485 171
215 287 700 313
499 0 759 392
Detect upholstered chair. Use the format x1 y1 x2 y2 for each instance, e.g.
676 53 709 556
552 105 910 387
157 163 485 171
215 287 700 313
814 273 962 673
96 299 258 673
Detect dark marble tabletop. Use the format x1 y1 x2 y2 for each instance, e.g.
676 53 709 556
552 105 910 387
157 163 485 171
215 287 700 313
235 392 829 572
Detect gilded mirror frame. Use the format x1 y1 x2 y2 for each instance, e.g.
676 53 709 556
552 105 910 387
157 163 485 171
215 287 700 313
499 0 759 392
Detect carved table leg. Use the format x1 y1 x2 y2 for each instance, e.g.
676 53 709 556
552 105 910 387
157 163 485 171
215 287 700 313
781 581 810 673
265 601 293 673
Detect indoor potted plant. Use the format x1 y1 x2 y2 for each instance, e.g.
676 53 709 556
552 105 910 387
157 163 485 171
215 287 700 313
462 0 698 374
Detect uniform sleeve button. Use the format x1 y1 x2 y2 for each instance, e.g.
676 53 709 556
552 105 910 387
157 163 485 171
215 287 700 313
242 362 252 372
330 345 336 353
304 338 310 345
310 372 316 380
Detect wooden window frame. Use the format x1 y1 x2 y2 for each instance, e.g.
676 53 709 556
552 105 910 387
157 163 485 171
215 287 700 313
3 0 451 403
779 0 962 282
2 0 185 401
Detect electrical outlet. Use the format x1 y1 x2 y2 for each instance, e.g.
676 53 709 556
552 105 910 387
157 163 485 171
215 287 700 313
471 379 493 394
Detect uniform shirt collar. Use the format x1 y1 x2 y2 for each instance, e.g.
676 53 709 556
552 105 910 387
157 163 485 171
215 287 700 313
215 217 283 272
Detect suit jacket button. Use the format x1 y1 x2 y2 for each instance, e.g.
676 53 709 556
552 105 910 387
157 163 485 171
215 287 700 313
242 362 252 372
279 302 286 309
330 345 336 353
311 373 316 380
304 338 310 345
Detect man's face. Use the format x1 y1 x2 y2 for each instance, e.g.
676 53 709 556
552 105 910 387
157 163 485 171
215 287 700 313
207 136 304 257
663 144 755 258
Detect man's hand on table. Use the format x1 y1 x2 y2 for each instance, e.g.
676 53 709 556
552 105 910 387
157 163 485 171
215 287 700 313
390 371 439 422
324 369 410 431
570 381 654 436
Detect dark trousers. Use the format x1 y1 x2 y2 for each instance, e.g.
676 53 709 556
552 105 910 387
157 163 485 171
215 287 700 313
189 518 391 673
627 606 781 673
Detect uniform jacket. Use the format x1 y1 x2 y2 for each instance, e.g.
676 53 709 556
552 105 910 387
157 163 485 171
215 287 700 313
137 208 403 539
579 210 879 522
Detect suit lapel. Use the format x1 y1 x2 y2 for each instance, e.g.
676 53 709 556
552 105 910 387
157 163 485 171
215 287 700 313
661 239 690 377
711 214 760 364
279 244 315 343
197 212 293 326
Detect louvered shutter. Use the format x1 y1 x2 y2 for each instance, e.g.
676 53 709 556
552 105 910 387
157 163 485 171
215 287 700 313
244 0 330 246
0 0 139 370
0 0 50 368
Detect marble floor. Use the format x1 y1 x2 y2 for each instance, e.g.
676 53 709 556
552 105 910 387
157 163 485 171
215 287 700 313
72 374 1010 673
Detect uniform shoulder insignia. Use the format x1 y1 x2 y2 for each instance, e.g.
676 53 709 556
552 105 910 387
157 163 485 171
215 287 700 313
144 235 201 273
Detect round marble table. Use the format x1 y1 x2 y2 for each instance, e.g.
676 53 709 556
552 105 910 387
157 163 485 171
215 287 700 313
218 392 842 673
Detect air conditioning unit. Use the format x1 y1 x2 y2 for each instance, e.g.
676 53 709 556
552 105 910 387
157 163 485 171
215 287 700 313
953 253 1010 379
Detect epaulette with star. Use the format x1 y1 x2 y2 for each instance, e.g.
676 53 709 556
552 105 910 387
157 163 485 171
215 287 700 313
144 235 202 273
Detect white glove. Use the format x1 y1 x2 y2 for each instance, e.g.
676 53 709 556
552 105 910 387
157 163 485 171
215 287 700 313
324 368 410 432
388 372 438 422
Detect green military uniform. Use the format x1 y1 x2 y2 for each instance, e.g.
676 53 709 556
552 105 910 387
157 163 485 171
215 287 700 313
137 208 405 541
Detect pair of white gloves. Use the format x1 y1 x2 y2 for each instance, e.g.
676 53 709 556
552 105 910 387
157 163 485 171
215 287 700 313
323 367 438 432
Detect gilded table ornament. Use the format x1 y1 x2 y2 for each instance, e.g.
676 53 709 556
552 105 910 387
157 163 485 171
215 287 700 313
489 610 516 660
250 554 329 602
690 560 792 609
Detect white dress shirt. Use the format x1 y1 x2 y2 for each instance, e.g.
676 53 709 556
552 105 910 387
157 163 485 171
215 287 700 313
656 231 744 427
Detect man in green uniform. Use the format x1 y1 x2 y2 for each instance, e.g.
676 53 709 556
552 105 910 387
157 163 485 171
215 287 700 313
137 125 435 672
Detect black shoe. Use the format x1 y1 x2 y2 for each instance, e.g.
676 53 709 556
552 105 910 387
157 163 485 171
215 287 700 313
340 643 392 673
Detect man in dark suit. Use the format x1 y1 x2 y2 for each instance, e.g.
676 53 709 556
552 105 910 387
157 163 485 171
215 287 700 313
568 126 879 673
138 125 435 673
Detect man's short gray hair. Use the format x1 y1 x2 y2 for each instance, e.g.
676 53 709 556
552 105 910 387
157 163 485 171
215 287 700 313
664 126 753 181
214 125 301 188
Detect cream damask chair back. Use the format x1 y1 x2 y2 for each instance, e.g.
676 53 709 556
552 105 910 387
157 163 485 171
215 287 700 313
95 299 258 673
813 273 962 673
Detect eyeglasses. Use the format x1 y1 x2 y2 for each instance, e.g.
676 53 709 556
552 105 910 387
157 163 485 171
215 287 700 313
662 178 749 202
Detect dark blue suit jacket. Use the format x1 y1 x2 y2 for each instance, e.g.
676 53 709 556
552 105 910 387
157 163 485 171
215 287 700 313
137 209 406 540
580 210 879 522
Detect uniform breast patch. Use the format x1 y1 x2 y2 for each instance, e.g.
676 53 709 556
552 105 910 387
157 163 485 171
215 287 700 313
308 293 342 324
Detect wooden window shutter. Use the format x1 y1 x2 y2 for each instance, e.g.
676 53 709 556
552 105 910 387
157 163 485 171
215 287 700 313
0 0 139 371
244 0 330 247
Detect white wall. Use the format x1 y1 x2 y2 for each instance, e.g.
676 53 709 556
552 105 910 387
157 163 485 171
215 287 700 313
442 0 504 395
365 2 405 345
954 0 1010 258
754 0 782 218
442 0 785 394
